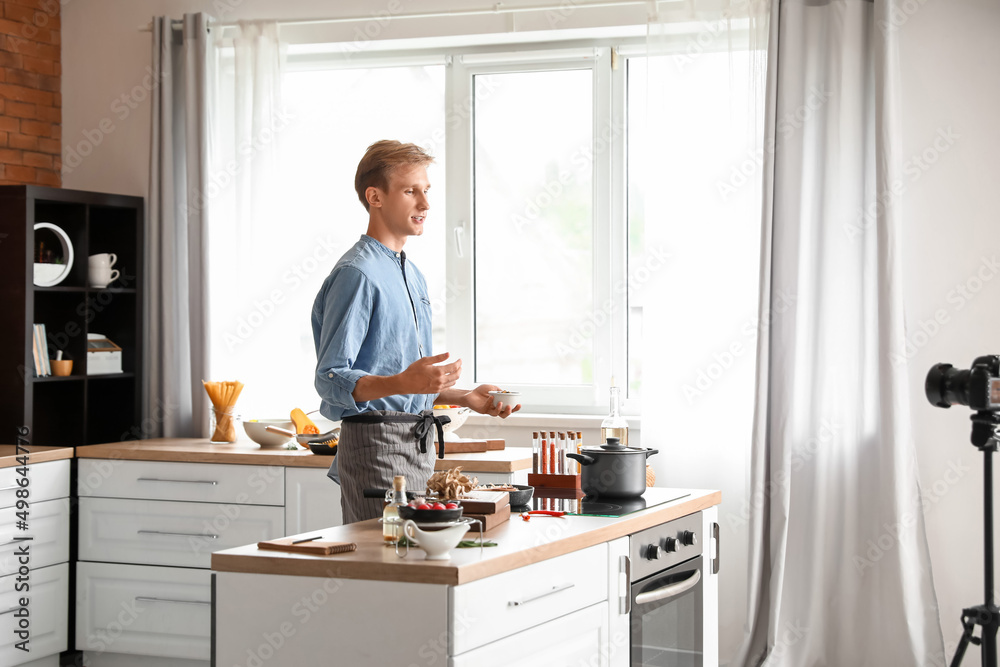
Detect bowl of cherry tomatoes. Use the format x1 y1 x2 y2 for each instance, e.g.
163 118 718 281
397 498 463 523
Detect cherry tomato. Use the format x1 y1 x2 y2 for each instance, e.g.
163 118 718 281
417 503 431 510
432 502 446 510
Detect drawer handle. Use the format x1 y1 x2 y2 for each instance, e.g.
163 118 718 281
137 530 219 539
136 478 219 485
0 606 19 615
635 570 701 606
507 582 575 607
135 596 211 606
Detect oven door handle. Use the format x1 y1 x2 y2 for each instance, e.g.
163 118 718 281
634 569 701 606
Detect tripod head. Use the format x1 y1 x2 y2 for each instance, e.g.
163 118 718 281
970 411 1000 451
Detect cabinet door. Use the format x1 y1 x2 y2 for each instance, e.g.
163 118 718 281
0 498 69 575
0 562 68 666
76 561 211 661
0 460 70 509
450 602 609 667
284 467 342 535
702 506 719 667
79 497 284 569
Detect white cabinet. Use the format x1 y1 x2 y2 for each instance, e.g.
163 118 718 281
0 459 70 667
0 498 69 576
79 497 284 569
76 561 211 662
77 459 284 505
76 458 344 666
284 467 342 534
0 563 68 667
450 602 609 667
450 543 608 655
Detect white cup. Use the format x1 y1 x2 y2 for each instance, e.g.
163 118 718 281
88 253 119 288
88 252 117 269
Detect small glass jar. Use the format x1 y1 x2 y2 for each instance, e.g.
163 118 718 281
209 406 239 443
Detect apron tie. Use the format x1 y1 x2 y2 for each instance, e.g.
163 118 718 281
414 410 451 459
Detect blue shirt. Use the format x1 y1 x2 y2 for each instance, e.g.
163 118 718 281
312 234 434 420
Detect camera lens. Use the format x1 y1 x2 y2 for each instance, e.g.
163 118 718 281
925 363 971 408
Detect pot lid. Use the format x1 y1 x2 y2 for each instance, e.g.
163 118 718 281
582 438 649 454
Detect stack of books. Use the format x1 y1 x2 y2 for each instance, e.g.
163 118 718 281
32 323 51 377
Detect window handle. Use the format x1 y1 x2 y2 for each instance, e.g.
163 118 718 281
454 224 465 258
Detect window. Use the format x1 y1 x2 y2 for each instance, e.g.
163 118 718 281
208 35 760 417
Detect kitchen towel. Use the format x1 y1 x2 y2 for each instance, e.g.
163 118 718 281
256 538 357 556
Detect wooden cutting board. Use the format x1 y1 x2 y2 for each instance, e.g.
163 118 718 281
465 502 511 531
438 438 505 453
459 490 509 515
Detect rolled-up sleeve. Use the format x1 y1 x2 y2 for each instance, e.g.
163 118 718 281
313 266 375 414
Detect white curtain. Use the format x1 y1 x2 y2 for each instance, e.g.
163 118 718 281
737 1 944 664
147 14 213 437
207 22 289 419
642 3 769 663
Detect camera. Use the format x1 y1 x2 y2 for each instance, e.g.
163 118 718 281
925 355 1000 411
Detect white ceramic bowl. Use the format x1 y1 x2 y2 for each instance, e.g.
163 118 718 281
402 519 470 560
488 391 522 409
243 419 295 447
432 406 471 437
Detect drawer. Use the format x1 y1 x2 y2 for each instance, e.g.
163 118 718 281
0 562 69 666
450 543 608 655
77 459 284 505
0 498 69 575
76 561 211 661
0 460 70 509
79 497 284 569
450 602 608 667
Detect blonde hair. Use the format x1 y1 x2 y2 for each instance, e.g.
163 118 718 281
354 140 434 211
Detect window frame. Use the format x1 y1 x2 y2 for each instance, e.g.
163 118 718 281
255 34 706 416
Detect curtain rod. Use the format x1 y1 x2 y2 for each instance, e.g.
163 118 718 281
137 0 655 32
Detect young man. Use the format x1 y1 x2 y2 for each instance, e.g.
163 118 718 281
312 140 520 523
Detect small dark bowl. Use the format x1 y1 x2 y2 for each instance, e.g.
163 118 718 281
398 503 463 523
508 484 534 506
308 442 337 456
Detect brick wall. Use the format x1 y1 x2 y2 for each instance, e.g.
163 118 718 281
0 0 60 187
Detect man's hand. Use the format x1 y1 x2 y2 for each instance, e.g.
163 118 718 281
400 352 462 395
463 384 521 418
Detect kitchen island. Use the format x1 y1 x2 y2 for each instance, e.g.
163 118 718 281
73 438 533 666
212 488 721 667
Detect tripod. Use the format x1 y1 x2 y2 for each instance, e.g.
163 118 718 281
950 411 1000 667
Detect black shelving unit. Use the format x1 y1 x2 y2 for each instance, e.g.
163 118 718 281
0 185 144 447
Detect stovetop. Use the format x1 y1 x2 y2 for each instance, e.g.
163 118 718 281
521 487 691 517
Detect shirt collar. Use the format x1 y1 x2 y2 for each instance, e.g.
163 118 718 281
360 234 403 262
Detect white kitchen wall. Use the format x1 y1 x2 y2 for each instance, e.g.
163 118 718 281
896 0 1000 659
60 0 999 663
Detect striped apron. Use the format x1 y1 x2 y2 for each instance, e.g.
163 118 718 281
331 410 450 524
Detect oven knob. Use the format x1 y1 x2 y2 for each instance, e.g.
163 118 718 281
644 544 662 560
663 537 678 553
680 530 697 546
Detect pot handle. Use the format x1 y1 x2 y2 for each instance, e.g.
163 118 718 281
644 448 660 459
566 453 596 466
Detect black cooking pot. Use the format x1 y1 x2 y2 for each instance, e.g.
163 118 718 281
566 437 658 498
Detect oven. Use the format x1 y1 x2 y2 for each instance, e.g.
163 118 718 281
627 513 705 667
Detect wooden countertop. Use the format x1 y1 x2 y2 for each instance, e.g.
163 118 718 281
0 445 74 469
75 438 532 472
212 488 721 586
